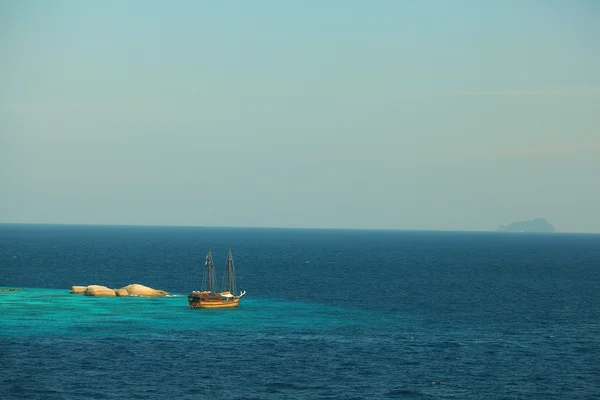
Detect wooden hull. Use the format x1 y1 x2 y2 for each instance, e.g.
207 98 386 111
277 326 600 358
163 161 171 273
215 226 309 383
188 298 240 309
187 292 241 309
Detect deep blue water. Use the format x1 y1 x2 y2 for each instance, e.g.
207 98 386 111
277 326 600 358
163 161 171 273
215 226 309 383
1 224 599 399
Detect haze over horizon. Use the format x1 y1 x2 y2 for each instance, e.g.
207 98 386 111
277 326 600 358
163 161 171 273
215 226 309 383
2 1 599 233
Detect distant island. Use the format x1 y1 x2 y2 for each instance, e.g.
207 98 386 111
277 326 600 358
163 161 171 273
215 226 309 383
496 218 556 233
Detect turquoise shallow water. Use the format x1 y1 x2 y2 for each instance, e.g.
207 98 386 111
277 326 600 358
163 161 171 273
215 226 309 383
1 224 599 399
0 288 400 338
1 287 427 399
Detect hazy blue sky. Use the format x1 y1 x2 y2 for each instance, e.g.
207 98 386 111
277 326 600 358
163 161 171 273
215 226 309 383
1 0 599 232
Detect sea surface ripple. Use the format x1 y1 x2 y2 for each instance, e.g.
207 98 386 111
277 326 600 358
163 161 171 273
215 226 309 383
1 224 599 399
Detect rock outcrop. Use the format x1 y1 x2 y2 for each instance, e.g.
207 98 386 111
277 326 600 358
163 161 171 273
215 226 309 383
120 284 169 297
70 286 87 294
72 284 169 297
114 288 129 297
84 285 116 297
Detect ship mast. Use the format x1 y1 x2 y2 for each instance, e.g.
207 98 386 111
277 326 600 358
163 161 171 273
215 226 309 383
225 248 237 295
201 249 217 293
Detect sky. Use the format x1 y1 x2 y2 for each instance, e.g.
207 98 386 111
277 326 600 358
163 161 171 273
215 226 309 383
1 0 599 232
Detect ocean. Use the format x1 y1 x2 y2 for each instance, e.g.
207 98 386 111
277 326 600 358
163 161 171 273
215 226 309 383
1 224 599 399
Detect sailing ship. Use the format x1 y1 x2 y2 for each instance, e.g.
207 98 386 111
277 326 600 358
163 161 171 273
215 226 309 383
188 248 246 309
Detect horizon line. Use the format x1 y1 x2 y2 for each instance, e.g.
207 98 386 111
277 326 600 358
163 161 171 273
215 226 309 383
1 221 596 234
